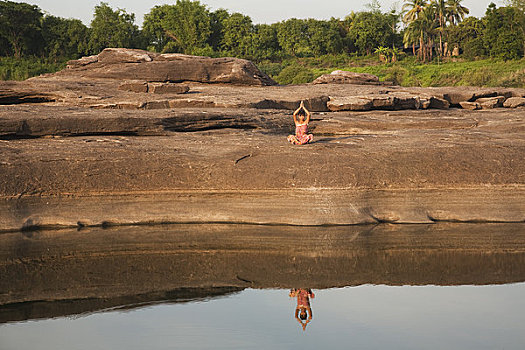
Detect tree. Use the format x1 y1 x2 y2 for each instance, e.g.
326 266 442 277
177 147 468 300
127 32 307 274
348 11 400 55
446 0 470 25
402 0 428 57
276 18 309 56
221 12 253 58
251 23 281 61
483 4 524 60
208 8 229 52
41 16 89 61
143 0 211 54
88 2 141 54
0 0 43 58
447 16 486 58
403 0 428 23
432 0 448 56
505 0 525 12
305 19 344 55
403 2 438 62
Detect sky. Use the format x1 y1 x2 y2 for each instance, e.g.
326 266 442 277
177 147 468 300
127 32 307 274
26 0 506 27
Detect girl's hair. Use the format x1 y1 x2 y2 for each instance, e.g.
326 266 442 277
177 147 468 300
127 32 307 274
297 109 306 116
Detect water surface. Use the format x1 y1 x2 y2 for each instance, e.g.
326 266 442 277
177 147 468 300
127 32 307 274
1 223 525 349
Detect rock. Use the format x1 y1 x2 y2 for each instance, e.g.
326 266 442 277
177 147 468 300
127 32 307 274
97 48 154 64
252 96 330 112
63 48 276 86
460 101 481 110
444 90 497 106
1 100 525 229
118 81 148 93
327 96 374 111
477 96 505 109
371 95 396 109
391 93 420 110
148 83 190 94
144 100 170 109
0 88 56 105
66 55 98 68
327 93 448 112
429 96 450 109
444 91 475 105
313 70 381 85
117 102 146 110
503 97 525 108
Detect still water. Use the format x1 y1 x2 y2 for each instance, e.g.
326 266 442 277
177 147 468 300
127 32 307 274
2 285 525 350
1 223 525 349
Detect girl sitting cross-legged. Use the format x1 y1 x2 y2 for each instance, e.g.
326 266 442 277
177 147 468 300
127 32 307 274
287 100 313 145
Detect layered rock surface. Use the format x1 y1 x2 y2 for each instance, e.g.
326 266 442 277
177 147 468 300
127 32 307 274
62 48 276 86
0 51 524 231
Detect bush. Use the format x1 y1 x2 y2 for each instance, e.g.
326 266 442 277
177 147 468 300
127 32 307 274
257 61 283 78
274 64 315 85
0 56 65 80
384 65 408 85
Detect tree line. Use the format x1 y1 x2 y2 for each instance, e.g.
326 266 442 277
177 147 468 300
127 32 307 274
0 0 524 63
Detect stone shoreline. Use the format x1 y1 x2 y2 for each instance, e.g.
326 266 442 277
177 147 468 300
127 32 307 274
1 49 524 231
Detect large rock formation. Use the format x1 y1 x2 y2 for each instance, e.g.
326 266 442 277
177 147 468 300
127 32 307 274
62 48 277 86
0 50 524 231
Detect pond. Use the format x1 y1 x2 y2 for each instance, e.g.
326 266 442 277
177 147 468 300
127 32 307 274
1 223 525 349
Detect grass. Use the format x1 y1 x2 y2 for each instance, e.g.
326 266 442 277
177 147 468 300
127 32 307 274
0 57 67 81
260 55 525 88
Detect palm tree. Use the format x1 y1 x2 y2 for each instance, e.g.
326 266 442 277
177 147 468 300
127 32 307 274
419 5 438 61
402 0 428 23
432 0 448 56
446 0 469 25
402 0 428 57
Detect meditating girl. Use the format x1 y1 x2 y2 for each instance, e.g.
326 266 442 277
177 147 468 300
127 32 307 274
287 101 313 145
289 288 315 331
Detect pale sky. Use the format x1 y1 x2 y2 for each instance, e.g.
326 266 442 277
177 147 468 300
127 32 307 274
27 0 505 27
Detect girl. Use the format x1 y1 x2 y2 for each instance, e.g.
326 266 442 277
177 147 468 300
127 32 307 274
287 101 313 145
289 288 315 331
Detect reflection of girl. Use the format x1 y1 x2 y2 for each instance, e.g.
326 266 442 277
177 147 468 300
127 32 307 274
289 288 314 331
287 101 313 145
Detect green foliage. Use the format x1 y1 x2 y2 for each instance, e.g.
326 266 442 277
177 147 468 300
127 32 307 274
274 64 316 85
208 8 229 52
41 16 90 61
0 56 66 80
0 0 43 57
221 13 253 58
305 19 344 55
88 2 142 54
483 5 525 60
251 24 281 61
143 0 211 54
348 11 400 55
276 18 309 56
447 16 486 58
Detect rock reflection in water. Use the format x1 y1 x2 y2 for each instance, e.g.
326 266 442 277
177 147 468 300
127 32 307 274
1 223 525 324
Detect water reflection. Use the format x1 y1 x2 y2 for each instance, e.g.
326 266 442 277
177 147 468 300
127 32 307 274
1 223 525 324
289 289 314 331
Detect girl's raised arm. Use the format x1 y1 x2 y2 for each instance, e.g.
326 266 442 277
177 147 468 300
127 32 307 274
304 106 311 124
292 107 300 125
